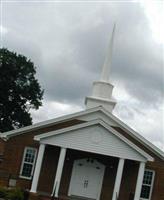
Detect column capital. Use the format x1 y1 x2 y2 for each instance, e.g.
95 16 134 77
119 158 125 162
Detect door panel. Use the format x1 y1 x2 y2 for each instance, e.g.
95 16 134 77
68 159 105 200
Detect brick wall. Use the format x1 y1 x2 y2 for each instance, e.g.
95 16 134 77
0 119 83 188
0 119 163 200
113 126 164 200
37 145 60 193
0 138 5 170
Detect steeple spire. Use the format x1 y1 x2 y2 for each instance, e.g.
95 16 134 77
101 23 116 81
85 25 117 113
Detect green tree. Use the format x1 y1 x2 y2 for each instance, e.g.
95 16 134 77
0 48 43 132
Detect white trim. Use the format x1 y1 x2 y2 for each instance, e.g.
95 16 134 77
99 108 164 160
1 106 163 160
112 158 125 200
0 107 92 139
52 147 66 197
30 143 45 193
134 162 146 200
35 119 153 162
140 169 155 200
19 146 37 180
68 158 105 200
19 175 32 180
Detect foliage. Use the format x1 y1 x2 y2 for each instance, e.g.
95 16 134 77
0 187 24 200
0 48 43 132
0 187 7 198
6 188 24 200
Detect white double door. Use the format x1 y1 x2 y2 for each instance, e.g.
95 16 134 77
68 158 105 200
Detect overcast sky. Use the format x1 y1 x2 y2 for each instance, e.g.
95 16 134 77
0 1 164 151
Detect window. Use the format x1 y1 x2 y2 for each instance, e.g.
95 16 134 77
20 147 37 179
140 169 155 200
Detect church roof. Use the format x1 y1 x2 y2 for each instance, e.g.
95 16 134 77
0 106 164 160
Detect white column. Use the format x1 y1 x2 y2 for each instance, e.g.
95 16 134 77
52 147 67 197
134 162 145 200
112 158 125 200
30 143 45 193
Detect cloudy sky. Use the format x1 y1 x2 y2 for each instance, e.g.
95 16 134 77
0 1 164 150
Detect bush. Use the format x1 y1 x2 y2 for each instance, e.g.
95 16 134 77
0 187 24 200
6 188 23 200
0 187 7 198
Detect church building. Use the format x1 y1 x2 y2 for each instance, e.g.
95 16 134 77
0 26 164 200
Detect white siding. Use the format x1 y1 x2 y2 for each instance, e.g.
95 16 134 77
41 124 146 162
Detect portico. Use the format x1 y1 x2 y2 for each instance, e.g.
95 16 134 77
30 119 153 200
29 24 153 200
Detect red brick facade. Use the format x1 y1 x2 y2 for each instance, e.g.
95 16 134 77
0 119 83 188
0 118 163 200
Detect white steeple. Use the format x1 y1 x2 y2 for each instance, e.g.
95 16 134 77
101 23 115 82
85 25 117 112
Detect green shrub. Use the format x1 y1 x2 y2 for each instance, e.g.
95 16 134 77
0 187 7 198
6 188 23 200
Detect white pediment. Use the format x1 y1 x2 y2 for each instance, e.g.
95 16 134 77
1 106 163 161
35 120 153 162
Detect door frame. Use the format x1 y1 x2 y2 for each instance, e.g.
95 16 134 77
68 158 105 200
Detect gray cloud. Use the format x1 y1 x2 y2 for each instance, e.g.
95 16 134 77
1 2 163 149
3 2 163 104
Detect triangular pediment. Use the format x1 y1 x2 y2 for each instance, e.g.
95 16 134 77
35 119 153 162
1 106 163 160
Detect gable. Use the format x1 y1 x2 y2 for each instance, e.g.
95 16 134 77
112 126 162 161
35 120 153 162
77 108 164 160
1 106 163 160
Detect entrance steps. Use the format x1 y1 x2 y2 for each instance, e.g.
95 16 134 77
36 195 95 200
